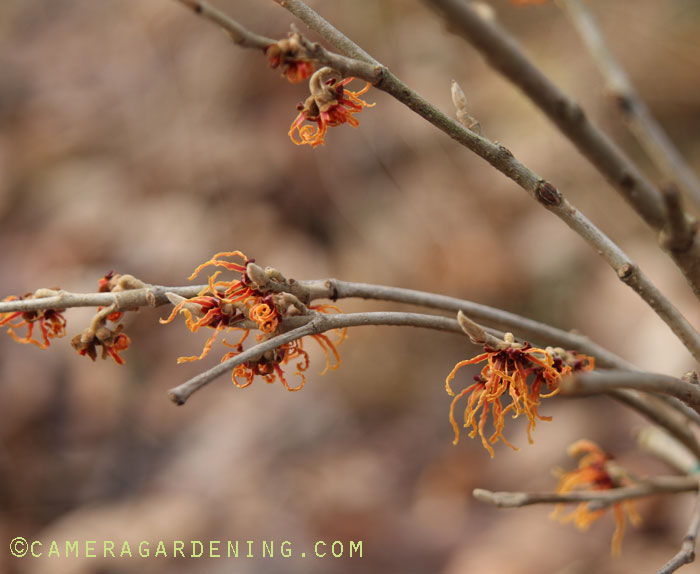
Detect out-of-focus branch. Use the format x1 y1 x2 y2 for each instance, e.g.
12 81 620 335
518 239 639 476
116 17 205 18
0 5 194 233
473 474 699 509
422 0 700 299
638 427 699 476
167 311 468 405
270 0 700 364
608 390 700 462
559 0 700 209
561 371 700 416
661 183 699 253
658 492 700 574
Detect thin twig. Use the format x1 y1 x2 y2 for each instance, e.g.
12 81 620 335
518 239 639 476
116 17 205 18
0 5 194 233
638 427 700 475
167 311 468 405
308 279 631 369
658 492 700 574
660 183 699 253
1 279 632 369
422 0 700 299
0 286 206 313
609 390 700 462
561 371 700 415
173 0 275 49
473 475 699 509
558 0 700 209
268 0 700 363
273 0 378 64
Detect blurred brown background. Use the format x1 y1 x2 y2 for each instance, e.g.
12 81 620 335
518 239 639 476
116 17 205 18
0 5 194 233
1 1 699 572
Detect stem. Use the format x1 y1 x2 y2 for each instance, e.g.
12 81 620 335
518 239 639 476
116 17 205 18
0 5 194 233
306 278 632 369
473 475 699 509
2 279 631 369
273 0 378 64
562 371 700 416
173 0 275 49
167 311 467 405
0 285 207 313
422 0 700 298
270 0 700 363
608 390 700 462
657 491 700 574
558 0 700 209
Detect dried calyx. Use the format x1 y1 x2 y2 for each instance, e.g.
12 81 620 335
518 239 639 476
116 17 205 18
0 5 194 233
265 32 315 83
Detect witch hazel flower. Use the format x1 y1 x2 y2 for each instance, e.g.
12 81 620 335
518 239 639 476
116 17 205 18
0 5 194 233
550 440 642 557
162 250 346 391
71 272 143 365
265 32 315 84
0 289 67 349
445 311 594 457
289 67 374 147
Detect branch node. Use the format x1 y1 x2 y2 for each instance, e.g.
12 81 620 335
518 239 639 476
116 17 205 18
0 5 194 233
659 183 698 252
617 262 637 284
535 179 562 207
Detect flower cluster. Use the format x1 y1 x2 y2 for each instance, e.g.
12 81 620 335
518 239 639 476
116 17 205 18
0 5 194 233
289 67 374 147
71 323 131 365
71 272 137 365
265 33 315 84
550 439 642 557
445 334 594 457
161 250 346 391
0 292 67 349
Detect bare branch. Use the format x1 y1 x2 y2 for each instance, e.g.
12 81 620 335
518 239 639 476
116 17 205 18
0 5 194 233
473 475 699 509
658 492 700 574
167 311 470 405
272 0 378 64
608 390 700 462
561 371 700 416
660 183 699 252
0 285 206 313
172 0 275 49
270 1 700 364
422 0 700 298
3 278 632 370
307 278 632 369
559 0 700 209
638 427 700 475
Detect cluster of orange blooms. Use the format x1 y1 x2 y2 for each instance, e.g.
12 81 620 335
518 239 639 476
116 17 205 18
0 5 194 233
552 439 642 557
445 338 594 457
0 275 133 365
0 294 67 350
161 251 346 391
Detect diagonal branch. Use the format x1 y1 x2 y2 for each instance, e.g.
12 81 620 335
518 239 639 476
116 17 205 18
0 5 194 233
559 0 700 209
422 0 700 299
268 0 700 363
173 0 275 49
658 491 700 574
613 390 700 462
167 311 468 405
